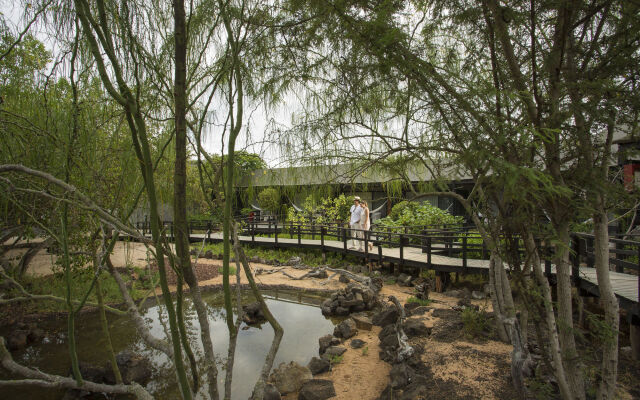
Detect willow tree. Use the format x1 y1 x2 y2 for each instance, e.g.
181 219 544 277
263 0 639 398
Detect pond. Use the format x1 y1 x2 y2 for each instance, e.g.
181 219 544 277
0 289 338 399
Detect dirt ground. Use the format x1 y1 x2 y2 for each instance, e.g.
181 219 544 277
11 241 637 399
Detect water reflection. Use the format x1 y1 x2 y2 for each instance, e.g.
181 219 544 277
0 290 336 400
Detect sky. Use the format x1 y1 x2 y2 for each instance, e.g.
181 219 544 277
1 0 293 167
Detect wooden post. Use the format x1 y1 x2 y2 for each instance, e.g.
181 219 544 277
321 226 326 261
586 236 594 269
274 222 278 247
298 225 302 245
207 221 211 242
435 272 443 293
378 241 383 264
343 227 347 251
251 222 255 242
462 235 468 270
399 234 404 266
268 220 272 238
364 230 369 261
312 217 315 240
427 237 432 268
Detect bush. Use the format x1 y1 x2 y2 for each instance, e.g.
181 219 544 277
258 187 280 214
406 296 431 306
461 307 489 338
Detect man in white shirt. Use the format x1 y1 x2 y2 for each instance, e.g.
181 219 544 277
349 196 363 250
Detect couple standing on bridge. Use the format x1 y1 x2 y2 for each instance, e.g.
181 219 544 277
349 196 373 251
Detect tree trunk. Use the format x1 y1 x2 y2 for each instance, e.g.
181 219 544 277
523 232 573 400
554 222 585 399
172 1 220 398
593 201 619 400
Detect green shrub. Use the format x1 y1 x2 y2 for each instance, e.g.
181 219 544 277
461 307 489 338
385 278 397 285
376 201 463 245
328 354 344 364
406 296 431 306
258 187 280 214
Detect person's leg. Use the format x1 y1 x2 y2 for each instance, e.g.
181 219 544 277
356 224 364 250
349 223 357 248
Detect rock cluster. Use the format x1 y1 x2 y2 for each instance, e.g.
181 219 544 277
243 301 266 325
298 379 336 400
268 361 312 395
73 350 152 386
5 322 45 351
321 283 377 316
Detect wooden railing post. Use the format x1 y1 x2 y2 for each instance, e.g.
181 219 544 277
400 234 405 266
275 221 279 246
312 217 315 240
207 221 211 242
462 235 468 270
268 219 272 238
298 224 302 245
343 226 347 251
321 226 326 250
364 229 369 260
426 236 432 267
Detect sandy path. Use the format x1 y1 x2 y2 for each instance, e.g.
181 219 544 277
322 327 391 400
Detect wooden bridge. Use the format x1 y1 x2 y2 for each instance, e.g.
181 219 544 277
135 219 640 354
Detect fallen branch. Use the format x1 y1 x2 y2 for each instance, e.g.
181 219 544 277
0 268 125 316
0 337 153 400
104 249 173 358
388 295 414 362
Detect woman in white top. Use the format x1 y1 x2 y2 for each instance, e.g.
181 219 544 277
361 200 373 250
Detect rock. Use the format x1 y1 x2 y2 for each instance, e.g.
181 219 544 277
339 274 350 284
408 306 431 316
318 335 340 355
287 256 302 266
204 250 214 259
377 385 393 400
334 318 357 339
397 273 413 286
324 346 347 358
264 384 282 400
27 328 45 343
79 362 109 383
7 331 28 351
380 333 399 351
483 283 491 296
351 314 373 331
432 308 458 319
350 339 366 349
457 297 471 307
307 357 330 375
372 307 399 327
250 255 262 263
269 361 312 394
443 287 471 299
190 248 197 256
390 363 411 389
378 324 396 341
243 301 266 325
401 381 429 399
334 306 350 316
404 302 421 312
114 350 152 385
471 290 485 300
298 379 336 400
402 319 431 337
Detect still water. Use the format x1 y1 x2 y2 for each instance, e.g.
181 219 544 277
0 289 337 399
